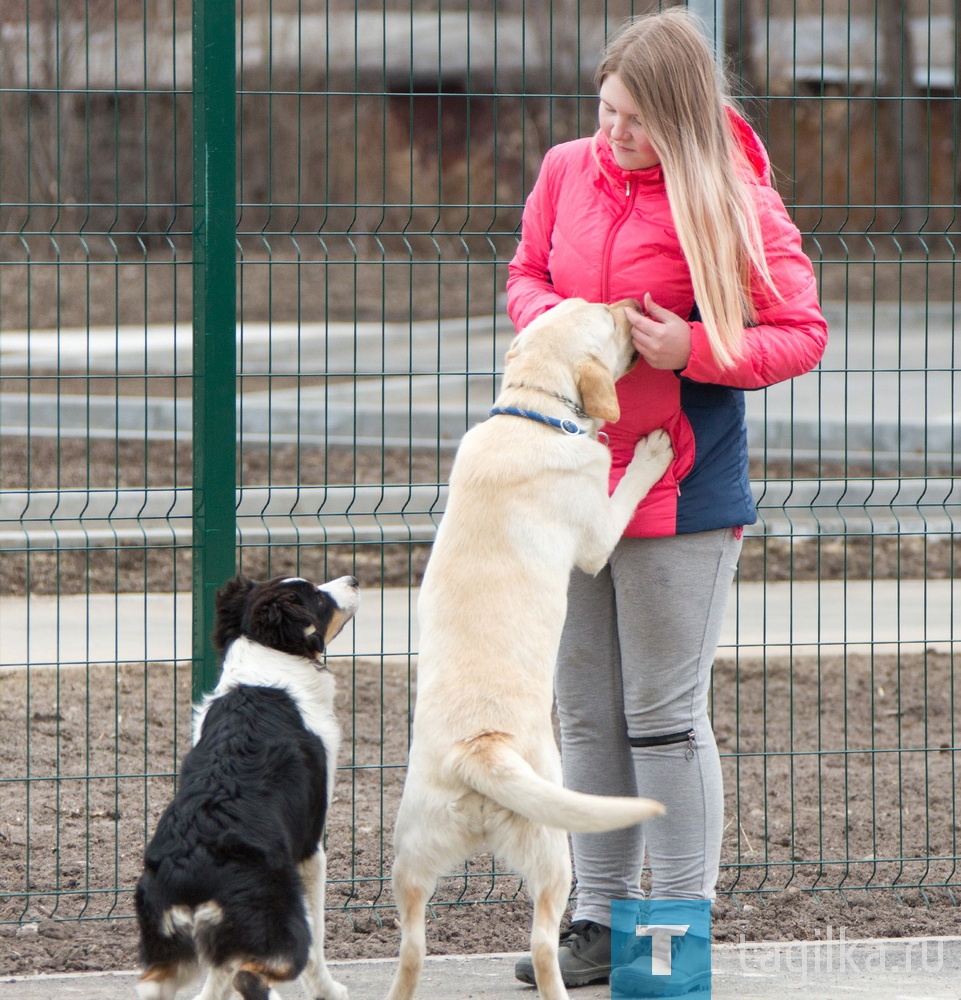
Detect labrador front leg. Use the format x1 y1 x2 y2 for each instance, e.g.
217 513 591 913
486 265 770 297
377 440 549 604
610 428 673 523
576 429 673 574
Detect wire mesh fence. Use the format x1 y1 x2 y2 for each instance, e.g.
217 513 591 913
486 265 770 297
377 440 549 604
0 0 958 938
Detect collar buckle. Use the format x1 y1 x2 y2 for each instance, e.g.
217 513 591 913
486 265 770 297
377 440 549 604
489 406 590 438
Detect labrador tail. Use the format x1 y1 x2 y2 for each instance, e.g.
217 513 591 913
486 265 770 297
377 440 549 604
451 731 664 833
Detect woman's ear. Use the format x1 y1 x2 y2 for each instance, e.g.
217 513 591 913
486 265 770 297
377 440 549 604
576 358 620 423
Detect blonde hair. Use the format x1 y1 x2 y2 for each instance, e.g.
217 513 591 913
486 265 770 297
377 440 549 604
595 8 778 368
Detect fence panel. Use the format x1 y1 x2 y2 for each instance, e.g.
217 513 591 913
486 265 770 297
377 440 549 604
0 0 958 956
1 0 196 932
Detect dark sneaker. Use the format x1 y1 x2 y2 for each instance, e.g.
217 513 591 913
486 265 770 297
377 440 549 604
514 919 612 987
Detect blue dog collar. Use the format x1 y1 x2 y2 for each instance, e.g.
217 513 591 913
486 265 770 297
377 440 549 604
488 405 587 436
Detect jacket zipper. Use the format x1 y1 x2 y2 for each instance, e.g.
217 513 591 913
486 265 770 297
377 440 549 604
600 178 637 301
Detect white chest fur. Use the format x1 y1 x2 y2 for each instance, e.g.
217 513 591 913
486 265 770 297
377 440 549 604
193 636 341 780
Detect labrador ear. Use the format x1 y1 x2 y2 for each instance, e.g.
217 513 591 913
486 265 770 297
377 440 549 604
608 298 641 335
576 359 620 423
504 334 523 363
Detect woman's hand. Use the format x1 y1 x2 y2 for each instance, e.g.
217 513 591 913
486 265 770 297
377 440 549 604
625 293 693 371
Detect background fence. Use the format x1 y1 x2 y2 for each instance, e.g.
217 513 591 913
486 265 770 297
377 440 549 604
0 0 959 948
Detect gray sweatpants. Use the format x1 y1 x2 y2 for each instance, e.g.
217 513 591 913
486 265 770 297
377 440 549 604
555 528 742 922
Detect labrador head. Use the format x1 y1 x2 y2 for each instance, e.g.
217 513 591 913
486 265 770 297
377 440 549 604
504 298 639 424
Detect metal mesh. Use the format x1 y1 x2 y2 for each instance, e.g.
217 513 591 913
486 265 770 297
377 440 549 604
0 0 957 930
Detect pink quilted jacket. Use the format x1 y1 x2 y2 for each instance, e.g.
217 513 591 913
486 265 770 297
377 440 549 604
506 112 828 537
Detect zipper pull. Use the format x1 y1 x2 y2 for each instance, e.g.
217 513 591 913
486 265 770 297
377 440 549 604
625 180 631 197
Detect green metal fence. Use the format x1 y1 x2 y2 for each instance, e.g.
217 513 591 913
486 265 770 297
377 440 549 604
0 0 958 944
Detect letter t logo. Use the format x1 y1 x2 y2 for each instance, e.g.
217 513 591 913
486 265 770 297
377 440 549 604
635 924 690 976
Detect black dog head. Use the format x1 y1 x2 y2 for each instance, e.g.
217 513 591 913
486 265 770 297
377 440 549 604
212 575 360 661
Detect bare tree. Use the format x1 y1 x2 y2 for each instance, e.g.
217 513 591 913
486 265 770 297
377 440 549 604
1 1 117 249
525 0 590 148
879 0 928 246
727 0 762 103
956 4 961 214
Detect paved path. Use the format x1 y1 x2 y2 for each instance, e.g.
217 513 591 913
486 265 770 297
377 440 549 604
3 937 961 998
2 578 957 672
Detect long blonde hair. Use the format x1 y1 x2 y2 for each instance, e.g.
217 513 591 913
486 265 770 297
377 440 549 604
595 8 778 368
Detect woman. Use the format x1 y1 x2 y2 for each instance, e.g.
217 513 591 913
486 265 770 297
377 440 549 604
508 8 827 993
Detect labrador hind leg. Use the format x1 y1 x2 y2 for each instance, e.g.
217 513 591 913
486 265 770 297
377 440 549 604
384 851 438 1000
507 822 574 1000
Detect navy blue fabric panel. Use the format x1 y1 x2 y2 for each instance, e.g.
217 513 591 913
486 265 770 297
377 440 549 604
675 379 757 534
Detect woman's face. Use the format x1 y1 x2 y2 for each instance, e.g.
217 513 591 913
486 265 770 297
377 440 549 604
598 72 660 171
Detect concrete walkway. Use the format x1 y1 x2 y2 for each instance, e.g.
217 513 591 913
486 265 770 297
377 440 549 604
2 578 958 672
3 938 961 998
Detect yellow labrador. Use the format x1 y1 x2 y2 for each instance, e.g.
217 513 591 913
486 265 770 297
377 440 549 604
386 298 673 1000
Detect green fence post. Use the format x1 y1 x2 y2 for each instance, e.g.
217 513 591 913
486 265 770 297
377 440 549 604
191 0 237 701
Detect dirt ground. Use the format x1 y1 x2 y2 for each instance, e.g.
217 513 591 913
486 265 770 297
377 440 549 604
3 441 960 978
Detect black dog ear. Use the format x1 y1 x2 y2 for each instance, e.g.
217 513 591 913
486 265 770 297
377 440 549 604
212 576 257 653
246 588 320 658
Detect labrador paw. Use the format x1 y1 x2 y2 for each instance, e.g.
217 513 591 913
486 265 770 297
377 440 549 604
633 428 673 471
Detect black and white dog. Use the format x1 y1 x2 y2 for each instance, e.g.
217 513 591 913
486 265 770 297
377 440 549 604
135 574 359 1000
